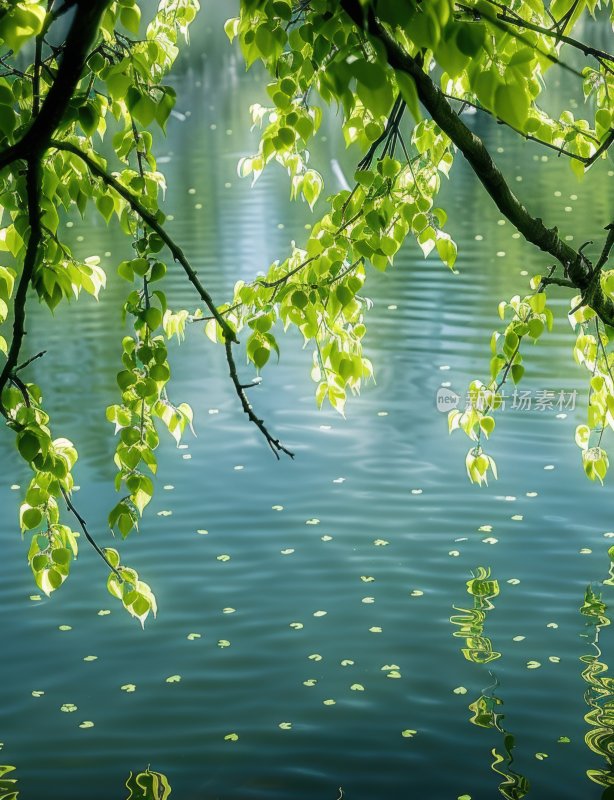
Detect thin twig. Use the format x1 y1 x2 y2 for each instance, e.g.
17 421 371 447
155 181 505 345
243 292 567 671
60 486 123 581
595 223 614 272
224 339 294 459
14 350 47 373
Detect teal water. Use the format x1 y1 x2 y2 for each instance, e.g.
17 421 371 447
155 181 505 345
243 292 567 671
1 8 613 799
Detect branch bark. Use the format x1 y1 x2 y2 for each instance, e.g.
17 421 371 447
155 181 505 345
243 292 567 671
339 0 614 324
0 159 42 415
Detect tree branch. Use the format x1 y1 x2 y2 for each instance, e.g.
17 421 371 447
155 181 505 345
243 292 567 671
60 486 123 581
0 159 42 416
596 223 614 273
481 0 614 71
339 0 614 325
224 339 294 460
48 139 294 458
48 138 238 344
0 0 112 171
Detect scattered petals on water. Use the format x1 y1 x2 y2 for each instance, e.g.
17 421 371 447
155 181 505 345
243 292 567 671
196 529 208 535
511 515 523 521
157 510 173 517
97 610 111 616
303 679 317 686
58 625 72 631
387 671 402 679
526 492 538 497
579 548 592 554
323 699 336 706
218 640 230 648
360 576 375 583
32 690 44 697
278 722 292 729
527 660 541 669
216 554 231 562
83 655 98 661
453 686 467 694
558 736 571 743
306 518 320 525
410 590 424 597
29 594 41 601
308 653 322 661
448 550 460 557
478 525 492 532
401 729 417 738
547 622 558 629
482 538 498 544
223 608 236 614
290 622 304 630
361 597 375 604
224 733 239 741
280 548 294 555
507 578 521 585
535 753 549 760
410 489 422 495
121 684 136 693
60 703 77 712
350 683 365 691
369 626 382 633
187 633 201 640
163 485 174 491
333 477 345 483
373 539 389 546
272 505 284 511
512 635 526 642
340 659 354 667
79 721 94 729
313 610 327 617
165 675 181 683
321 535 333 542
548 656 561 663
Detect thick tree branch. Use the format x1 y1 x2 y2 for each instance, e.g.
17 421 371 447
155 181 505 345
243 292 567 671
340 0 614 325
0 0 112 171
0 159 42 416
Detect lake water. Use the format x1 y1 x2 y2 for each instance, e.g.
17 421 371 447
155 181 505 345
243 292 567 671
0 6 613 799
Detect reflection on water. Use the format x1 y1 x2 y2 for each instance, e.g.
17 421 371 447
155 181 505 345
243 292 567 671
580 581 614 794
452 568 530 799
451 566 501 664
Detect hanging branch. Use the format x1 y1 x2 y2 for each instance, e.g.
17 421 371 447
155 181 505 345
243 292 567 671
60 487 123 581
224 339 294 459
339 0 614 326
48 139 294 458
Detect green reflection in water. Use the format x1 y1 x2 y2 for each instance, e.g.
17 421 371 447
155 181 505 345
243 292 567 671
580 579 614 795
0 764 173 800
451 566 501 665
125 767 172 800
0 764 18 800
452 567 529 800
